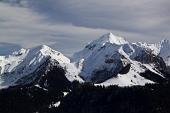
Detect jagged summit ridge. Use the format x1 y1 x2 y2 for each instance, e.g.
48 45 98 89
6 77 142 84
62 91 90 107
71 32 169 86
0 45 82 89
0 32 170 88
90 32 128 46
102 32 128 45
71 33 128 62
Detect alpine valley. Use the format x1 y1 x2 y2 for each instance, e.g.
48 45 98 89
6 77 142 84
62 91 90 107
0 33 170 113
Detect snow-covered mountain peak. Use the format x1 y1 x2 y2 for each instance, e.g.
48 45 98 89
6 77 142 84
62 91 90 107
0 45 66 75
25 45 70 64
0 33 169 88
159 39 170 48
105 32 127 45
36 44 50 50
157 39 170 66
6 45 54 59
30 44 52 53
93 32 128 46
0 44 84 89
72 32 128 61
71 33 169 86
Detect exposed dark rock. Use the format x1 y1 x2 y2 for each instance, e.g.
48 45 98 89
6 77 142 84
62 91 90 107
119 64 131 74
140 70 167 84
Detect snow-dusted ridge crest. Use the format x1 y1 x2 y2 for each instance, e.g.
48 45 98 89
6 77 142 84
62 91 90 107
0 45 83 89
72 32 169 86
0 32 169 88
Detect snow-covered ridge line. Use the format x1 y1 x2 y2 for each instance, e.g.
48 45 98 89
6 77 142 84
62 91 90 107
71 32 169 86
0 44 83 89
0 32 169 88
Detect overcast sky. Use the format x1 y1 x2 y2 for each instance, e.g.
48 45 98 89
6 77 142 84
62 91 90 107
0 0 169 56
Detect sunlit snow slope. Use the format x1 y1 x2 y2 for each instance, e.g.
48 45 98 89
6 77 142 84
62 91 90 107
0 32 169 88
0 45 83 89
72 33 168 86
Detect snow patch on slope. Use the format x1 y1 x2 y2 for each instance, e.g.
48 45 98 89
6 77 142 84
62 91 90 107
97 47 157 87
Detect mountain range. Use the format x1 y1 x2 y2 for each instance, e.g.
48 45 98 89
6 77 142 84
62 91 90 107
0 32 169 89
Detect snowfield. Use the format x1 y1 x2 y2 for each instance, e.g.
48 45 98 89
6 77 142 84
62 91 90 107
0 32 169 88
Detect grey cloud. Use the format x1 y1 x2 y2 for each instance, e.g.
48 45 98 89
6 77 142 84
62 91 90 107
0 0 169 56
0 2 108 55
27 0 170 37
